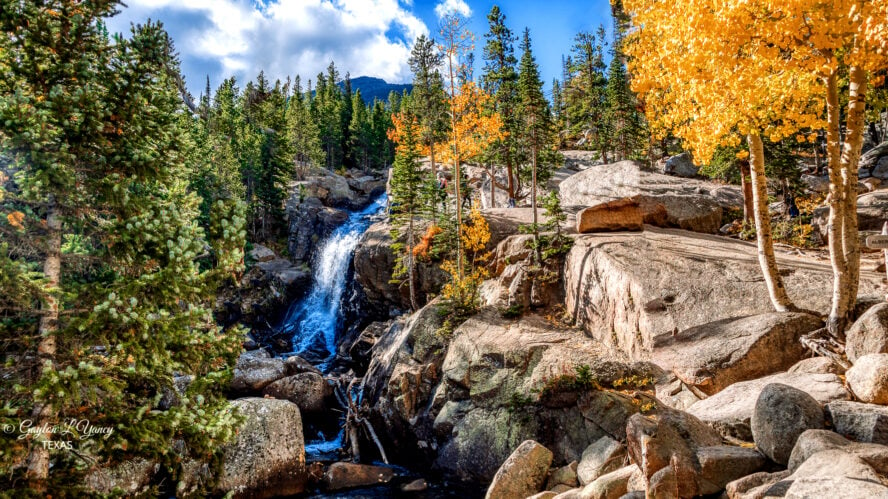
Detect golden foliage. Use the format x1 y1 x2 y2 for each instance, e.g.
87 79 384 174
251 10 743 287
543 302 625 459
622 0 888 162
413 224 443 258
6 211 24 229
438 82 507 166
440 205 492 311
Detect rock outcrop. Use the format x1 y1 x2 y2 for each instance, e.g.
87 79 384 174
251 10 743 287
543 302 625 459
216 254 311 328
564 227 883 359
651 312 823 395
177 397 307 498
559 160 743 234
353 221 449 313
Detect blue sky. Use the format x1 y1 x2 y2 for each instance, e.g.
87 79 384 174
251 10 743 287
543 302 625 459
106 0 613 96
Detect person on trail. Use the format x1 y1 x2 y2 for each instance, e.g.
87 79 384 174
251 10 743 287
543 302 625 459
508 197 516 208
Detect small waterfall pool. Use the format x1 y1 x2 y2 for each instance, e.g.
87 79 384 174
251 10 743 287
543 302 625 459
278 194 387 372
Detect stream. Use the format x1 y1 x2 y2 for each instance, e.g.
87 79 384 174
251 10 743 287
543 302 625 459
275 194 480 498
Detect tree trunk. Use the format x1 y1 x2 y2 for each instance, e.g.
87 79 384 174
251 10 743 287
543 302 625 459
747 133 795 312
489 164 496 209
506 156 515 201
739 161 754 223
429 142 437 217
532 140 541 264
825 72 850 337
407 215 418 311
27 204 61 487
838 65 867 326
448 56 463 280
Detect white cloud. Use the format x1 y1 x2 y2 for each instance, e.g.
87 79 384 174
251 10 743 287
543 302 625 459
434 0 471 19
107 0 429 89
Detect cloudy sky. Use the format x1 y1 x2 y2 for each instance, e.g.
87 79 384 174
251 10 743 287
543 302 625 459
106 0 612 95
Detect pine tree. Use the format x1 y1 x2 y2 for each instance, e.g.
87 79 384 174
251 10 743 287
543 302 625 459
408 35 449 182
517 28 560 263
0 5 244 492
481 5 520 203
604 47 646 161
348 90 372 171
388 109 425 310
287 76 325 178
564 29 609 159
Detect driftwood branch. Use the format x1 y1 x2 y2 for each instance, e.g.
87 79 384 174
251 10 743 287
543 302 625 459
800 327 851 369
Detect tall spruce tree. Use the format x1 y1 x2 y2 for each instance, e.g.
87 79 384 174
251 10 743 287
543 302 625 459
0 4 244 492
565 29 609 159
481 5 520 203
286 76 325 177
389 108 425 310
408 35 449 181
517 28 559 263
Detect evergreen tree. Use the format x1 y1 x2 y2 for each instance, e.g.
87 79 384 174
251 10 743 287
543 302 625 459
481 5 521 204
604 47 646 161
564 29 609 159
348 90 373 171
408 35 449 181
286 76 325 178
388 109 425 310
0 5 244 492
517 28 560 263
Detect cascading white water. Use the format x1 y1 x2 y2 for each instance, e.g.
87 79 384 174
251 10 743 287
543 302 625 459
279 194 386 371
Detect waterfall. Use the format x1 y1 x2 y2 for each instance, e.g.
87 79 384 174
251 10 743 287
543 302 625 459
279 194 386 371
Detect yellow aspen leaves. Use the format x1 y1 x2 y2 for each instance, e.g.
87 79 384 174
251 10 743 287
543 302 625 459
620 0 888 162
7 211 25 229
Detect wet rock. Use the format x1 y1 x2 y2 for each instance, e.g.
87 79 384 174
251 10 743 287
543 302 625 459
262 372 331 413
826 400 888 445
847 354 888 404
217 256 311 327
652 312 823 395
847 304 888 362
484 440 554 499
564 228 882 359
286 197 349 263
576 198 644 234
323 462 394 491
577 437 627 486
283 355 322 376
230 351 286 394
688 372 848 441
548 461 579 490
214 398 307 498
401 478 428 492
752 383 825 465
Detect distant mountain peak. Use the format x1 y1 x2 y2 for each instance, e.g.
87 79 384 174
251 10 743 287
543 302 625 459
340 76 412 104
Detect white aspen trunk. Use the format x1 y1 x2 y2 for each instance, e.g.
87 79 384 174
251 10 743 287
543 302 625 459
839 65 867 324
27 204 61 485
825 72 851 337
747 133 795 312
